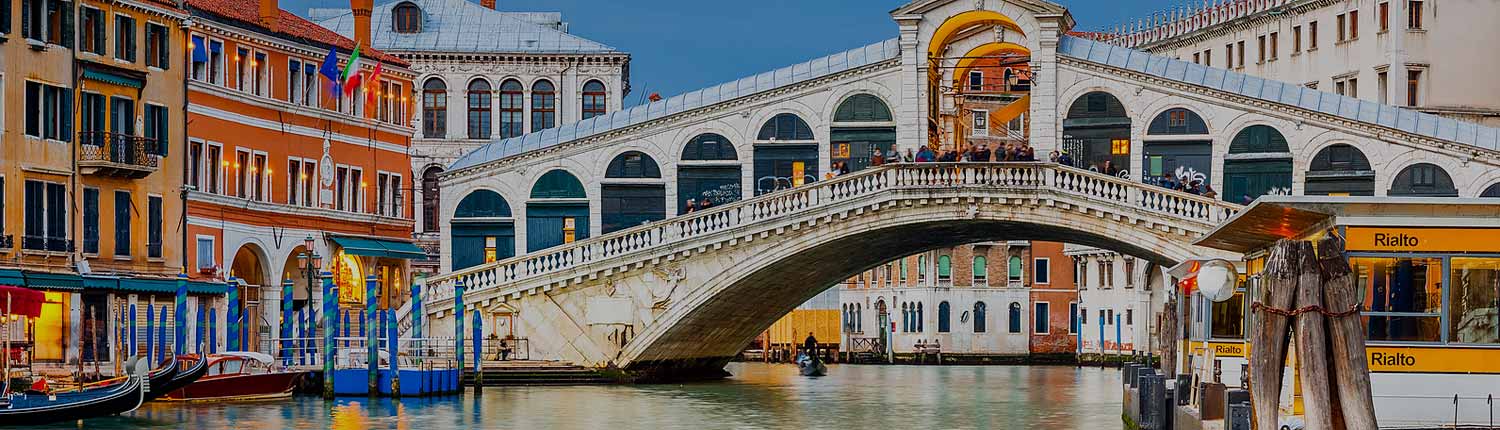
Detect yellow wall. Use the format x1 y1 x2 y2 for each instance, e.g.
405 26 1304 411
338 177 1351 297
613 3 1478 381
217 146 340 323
767 309 841 346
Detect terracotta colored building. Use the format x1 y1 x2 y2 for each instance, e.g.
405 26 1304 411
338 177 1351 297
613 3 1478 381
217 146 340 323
181 0 418 351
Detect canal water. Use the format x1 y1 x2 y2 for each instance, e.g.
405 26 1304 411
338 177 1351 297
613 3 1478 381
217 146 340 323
46 363 1123 429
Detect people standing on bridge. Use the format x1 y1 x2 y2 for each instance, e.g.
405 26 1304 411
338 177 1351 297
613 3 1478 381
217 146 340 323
939 149 958 162
685 199 698 213
1049 150 1060 163
888 148 902 164
871 151 885 167
971 144 991 162
1057 150 1074 167
1021 144 1036 161
839 161 851 175
905 148 917 163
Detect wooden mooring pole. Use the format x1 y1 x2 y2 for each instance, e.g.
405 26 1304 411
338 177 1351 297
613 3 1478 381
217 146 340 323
1292 241 1335 429
1317 234 1378 429
1251 240 1300 430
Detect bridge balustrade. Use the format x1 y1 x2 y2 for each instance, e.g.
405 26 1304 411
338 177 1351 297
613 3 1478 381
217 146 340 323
423 162 1241 309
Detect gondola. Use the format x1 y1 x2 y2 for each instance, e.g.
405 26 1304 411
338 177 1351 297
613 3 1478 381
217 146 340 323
148 354 207 401
0 359 149 426
143 354 180 401
796 353 827 377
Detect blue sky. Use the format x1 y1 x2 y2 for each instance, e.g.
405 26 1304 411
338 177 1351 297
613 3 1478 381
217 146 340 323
289 0 1167 102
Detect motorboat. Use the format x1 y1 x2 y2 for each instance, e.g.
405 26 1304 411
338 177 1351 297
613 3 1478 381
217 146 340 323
796 353 827 377
148 354 208 401
0 358 149 426
159 352 302 402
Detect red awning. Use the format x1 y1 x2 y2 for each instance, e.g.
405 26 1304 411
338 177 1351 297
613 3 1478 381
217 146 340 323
0 285 45 318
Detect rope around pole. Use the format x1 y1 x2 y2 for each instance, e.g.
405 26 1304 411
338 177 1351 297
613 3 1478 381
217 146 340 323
1250 302 1362 318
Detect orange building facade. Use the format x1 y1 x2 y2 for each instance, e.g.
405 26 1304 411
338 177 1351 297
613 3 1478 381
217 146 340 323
181 0 417 350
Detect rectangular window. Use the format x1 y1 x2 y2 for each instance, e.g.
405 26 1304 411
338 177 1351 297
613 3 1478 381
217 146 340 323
1126 309 1134 326
1069 303 1079 334
1293 25 1302 52
1224 43 1233 68
1257 35 1265 63
1406 69 1422 107
83 188 99 254
390 173 403 218
234 150 249 198
1378 71 1389 104
1449 258 1500 344
114 14 135 62
1348 78 1358 99
236 47 249 91
1353 256 1442 342
196 236 215 269
1034 302 1050 335
1309 21 1319 50
968 71 983 91
1350 10 1359 39
1337 13 1346 41
1098 261 1109 289
190 141 203 190
391 82 404 125
1336 80 1346 96
252 153 268 202
302 161 317 208
253 51 267 96
1076 259 1087 288
145 23 168 68
972 109 988 135
1407 0 1423 29
1236 41 1245 67
1269 32 1278 60
377 172 390 216
143 104 168 155
1124 258 1135 288
79 7 103 55
24 0 74 46
209 39 224 85
147 196 161 258
287 159 302 206
335 166 349 211
114 190 131 256
1379 2 1390 32
350 168 364 213
1192 52 1199 64
288 59 303 104
206 144 222 194
24 81 72 141
190 35 206 81
1034 257 1049 284
379 80 392 123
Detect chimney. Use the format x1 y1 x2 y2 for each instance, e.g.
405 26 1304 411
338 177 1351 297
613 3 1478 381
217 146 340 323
352 0 373 48
480 0 495 9
258 0 278 28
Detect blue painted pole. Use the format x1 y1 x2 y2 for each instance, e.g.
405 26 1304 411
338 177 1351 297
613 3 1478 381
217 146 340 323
176 274 188 356
321 271 336 399
208 308 217 354
227 277 240 351
387 309 399 397
298 309 307 366
344 309 352 348
472 310 482 395
1097 312 1105 365
146 305 155 364
157 305 168 362
129 303 138 358
1115 314 1123 356
454 281 465 388
366 274 379 396
282 279 294 366
410 280 422 339
196 301 206 354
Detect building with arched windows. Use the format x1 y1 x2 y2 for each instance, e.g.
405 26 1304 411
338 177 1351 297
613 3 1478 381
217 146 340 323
313 0 629 275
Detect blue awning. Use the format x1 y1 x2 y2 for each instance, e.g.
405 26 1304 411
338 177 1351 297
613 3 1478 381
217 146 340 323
330 236 428 260
0 269 25 287
23 271 84 290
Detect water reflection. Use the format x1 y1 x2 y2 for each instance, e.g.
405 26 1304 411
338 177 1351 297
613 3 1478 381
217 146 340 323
51 363 1121 429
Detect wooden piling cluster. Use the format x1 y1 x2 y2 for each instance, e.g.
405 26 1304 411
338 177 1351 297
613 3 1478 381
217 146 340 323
1248 236 1378 430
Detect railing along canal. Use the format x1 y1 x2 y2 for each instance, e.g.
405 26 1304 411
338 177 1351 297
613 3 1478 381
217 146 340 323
422 162 1241 309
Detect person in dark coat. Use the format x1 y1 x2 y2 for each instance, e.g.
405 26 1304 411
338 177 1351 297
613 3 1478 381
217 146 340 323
803 332 818 357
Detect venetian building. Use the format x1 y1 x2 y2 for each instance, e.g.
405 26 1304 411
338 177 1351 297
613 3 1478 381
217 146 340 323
315 0 631 276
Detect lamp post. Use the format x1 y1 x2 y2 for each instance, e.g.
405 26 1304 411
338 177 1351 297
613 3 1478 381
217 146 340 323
297 235 323 310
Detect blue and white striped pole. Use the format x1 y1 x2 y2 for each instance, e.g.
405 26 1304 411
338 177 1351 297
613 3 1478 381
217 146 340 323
321 271 336 399
129 303 138 358
472 310 482 394
366 274 379 396
176 274 188 356
227 277 240 351
281 278 294 366
387 309 399 397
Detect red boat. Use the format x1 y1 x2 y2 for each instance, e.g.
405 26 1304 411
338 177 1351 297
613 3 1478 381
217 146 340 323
159 352 303 402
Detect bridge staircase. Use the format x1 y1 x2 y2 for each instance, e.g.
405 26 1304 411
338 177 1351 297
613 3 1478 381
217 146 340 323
462 361 615 386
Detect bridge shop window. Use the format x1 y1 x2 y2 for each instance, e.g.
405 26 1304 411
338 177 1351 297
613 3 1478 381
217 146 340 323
526 170 589 252
451 189 514 270
602 151 666 234
1388 162 1457 197
1063 91 1130 174
754 113 818 195
1482 183 1500 198
1305 144 1375 196
1223 125 1293 204
678 133 741 215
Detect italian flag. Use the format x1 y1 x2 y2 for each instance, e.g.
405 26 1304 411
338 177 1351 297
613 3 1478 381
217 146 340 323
341 42 363 95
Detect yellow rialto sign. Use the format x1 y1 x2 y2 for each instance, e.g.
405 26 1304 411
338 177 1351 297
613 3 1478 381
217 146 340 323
1366 346 1500 374
1190 341 1249 358
1346 227 1500 253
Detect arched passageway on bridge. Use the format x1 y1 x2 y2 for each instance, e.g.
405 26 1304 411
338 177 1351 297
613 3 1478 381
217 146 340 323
1304 144 1375 196
924 10 1027 147
1143 108 1212 186
526 170 589 252
1223 125 1294 204
830 94 895 172
753 113 818 195
946 42 1032 153
677 133 741 215
1482 183 1500 198
1063 92 1130 175
601 151 666 233
1388 163 1459 197
451 189 515 271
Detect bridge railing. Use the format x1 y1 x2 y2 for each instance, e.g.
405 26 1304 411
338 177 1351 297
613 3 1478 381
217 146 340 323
422 162 1240 309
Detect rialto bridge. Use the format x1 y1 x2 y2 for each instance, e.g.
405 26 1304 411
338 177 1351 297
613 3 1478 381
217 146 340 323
417 0 1500 375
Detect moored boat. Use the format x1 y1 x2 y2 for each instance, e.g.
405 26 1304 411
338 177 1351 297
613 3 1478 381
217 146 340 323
160 352 302 402
0 360 148 426
148 354 208 401
143 354 180 401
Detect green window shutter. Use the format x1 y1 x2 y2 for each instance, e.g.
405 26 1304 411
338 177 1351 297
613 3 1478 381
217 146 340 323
918 256 926 277
1008 256 1023 281
972 256 986 278
937 255 951 278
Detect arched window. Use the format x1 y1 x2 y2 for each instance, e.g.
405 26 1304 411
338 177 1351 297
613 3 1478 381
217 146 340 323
530 170 586 199
899 259 908 283
1483 183 1500 198
391 2 421 33
454 189 512 218
421 166 443 232
421 78 446 138
1224 125 1294 203
833 94 893 122
972 256 987 281
901 302 910 332
1008 302 1023 333
974 302 987 333
756 113 813 141
681 133 737 160
916 302 924 332
855 304 862 332
918 255 927 281
605 151 662 178
581 80 607 120
451 189 514 270
1147 108 1209 135
530 80 556 132
466 79 492 139
1306 144 1375 196
937 301 951 333
498 79 524 138
1008 256 1023 282
842 304 849 331
1389 163 1458 197
937 255 951 280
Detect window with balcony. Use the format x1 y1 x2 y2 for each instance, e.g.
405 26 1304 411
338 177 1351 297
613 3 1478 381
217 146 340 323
377 171 403 217
23 181 66 252
113 190 131 256
80 7 103 55
114 14 135 62
145 22 167 68
24 81 72 142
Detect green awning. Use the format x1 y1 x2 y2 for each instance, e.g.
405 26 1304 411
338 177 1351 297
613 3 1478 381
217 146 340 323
0 269 25 287
23 271 84 290
81 68 145 89
82 276 228 295
83 276 119 289
331 236 428 260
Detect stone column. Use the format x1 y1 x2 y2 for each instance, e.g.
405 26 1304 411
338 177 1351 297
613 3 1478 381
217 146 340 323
1029 16 1064 156
894 15 923 153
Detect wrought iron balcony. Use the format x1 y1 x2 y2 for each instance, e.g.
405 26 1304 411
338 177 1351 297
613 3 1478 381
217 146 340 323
78 131 160 178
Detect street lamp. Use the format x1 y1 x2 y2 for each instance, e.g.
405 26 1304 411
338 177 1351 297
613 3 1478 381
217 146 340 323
296 235 322 309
